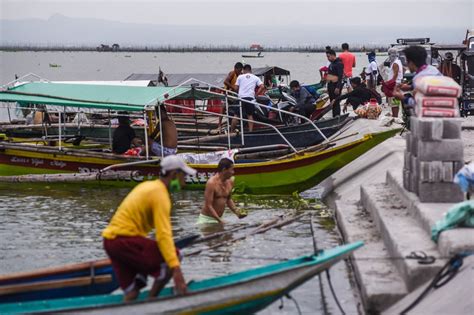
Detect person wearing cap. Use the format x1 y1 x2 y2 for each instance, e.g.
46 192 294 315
439 52 461 83
102 155 196 301
198 158 246 225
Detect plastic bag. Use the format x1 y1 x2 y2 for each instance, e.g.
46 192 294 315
431 201 474 242
454 162 474 193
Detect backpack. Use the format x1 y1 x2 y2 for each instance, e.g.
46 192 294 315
303 85 320 99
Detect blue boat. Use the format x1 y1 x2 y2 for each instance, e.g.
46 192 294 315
0 241 363 314
0 259 118 304
0 235 198 304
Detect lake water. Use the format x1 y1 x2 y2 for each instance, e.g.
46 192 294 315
0 51 367 314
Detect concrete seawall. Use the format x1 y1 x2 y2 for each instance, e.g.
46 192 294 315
313 117 474 313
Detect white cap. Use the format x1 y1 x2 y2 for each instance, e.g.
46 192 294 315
160 155 197 176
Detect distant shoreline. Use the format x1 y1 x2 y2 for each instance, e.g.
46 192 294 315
0 45 389 53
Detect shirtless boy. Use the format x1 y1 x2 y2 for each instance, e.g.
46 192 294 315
198 158 246 224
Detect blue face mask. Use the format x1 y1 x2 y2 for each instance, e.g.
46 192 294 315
169 178 181 193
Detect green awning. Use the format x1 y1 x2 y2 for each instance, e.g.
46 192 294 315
0 82 221 112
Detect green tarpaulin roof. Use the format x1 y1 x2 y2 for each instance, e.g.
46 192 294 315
0 82 220 112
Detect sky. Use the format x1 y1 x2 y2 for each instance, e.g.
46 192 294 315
0 0 473 46
2 0 473 28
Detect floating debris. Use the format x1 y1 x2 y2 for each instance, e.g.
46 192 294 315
49 63 61 68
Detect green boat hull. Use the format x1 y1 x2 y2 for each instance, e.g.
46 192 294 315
0 129 399 194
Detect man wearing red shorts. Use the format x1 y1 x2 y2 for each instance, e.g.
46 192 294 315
102 155 197 301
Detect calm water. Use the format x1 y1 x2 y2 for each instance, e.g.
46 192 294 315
0 51 365 314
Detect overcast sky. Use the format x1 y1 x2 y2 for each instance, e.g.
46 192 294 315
2 0 473 28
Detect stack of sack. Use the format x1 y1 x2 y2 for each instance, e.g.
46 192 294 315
403 76 465 202
354 98 382 119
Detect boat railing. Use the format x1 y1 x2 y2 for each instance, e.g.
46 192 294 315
158 100 298 153
1 73 50 90
170 78 329 143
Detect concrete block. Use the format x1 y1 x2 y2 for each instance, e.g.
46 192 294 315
410 155 419 178
406 133 412 153
417 139 464 161
437 228 474 257
403 169 412 191
442 119 463 139
418 182 464 203
361 184 444 291
404 151 412 171
411 135 419 157
411 117 443 141
454 160 465 174
441 162 454 182
419 161 455 183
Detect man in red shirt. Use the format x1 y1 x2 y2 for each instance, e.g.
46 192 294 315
339 43 356 91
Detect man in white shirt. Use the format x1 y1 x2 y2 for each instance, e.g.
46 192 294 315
231 64 265 132
364 51 379 90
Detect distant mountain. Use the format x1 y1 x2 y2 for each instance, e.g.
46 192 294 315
0 14 467 47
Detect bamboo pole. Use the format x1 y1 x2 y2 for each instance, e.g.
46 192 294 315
185 214 306 257
0 171 137 183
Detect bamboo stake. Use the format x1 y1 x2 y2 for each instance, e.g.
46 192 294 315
185 214 306 257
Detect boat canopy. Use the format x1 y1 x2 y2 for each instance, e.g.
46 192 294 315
0 82 221 112
124 73 226 87
252 66 291 77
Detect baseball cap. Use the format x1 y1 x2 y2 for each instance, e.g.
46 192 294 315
160 155 197 176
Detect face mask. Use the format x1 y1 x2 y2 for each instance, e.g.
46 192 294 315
169 178 181 193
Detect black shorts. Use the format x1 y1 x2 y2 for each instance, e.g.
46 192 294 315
230 97 255 117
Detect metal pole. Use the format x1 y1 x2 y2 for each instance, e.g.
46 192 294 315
158 105 164 159
163 101 297 152
108 110 112 150
239 100 245 146
143 111 149 159
58 109 62 151
225 91 231 149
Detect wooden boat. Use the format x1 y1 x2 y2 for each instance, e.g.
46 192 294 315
0 81 400 194
0 236 198 304
179 114 351 148
0 128 399 194
0 241 363 314
0 260 117 305
241 54 264 58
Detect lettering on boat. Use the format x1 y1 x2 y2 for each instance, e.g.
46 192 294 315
185 172 215 184
78 167 100 174
31 158 45 167
50 160 67 168
11 156 30 164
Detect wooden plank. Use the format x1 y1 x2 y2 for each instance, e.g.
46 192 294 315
0 275 113 296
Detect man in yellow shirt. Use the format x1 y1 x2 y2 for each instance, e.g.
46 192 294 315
102 155 196 301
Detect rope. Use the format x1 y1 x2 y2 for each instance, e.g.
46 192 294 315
400 252 473 314
326 269 346 314
285 293 303 315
